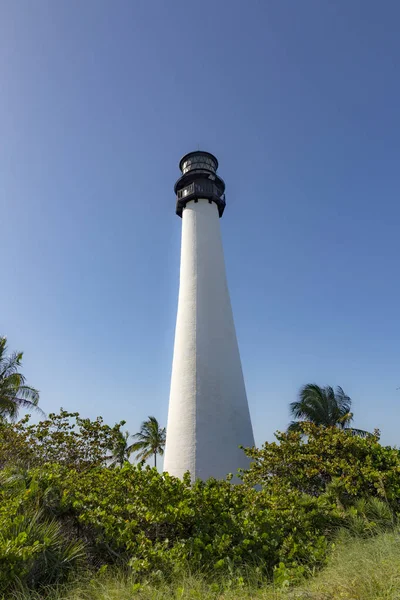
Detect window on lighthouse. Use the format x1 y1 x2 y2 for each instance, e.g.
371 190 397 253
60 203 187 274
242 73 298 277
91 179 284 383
182 156 217 175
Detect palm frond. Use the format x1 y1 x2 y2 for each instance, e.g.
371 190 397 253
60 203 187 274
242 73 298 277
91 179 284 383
287 420 306 433
131 416 166 465
291 384 333 425
0 338 42 420
109 429 134 466
334 386 352 415
130 441 154 462
0 351 24 378
289 383 371 437
348 427 374 438
0 337 8 363
16 384 40 404
0 397 19 419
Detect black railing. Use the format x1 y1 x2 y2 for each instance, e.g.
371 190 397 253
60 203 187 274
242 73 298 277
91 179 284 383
177 181 222 200
177 183 194 199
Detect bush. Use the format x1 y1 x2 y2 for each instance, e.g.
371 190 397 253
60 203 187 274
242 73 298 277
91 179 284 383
1 414 400 596
242 424 400 507
0 410 125 471
0 493 85 595
9 529 400 599
0 463 341 584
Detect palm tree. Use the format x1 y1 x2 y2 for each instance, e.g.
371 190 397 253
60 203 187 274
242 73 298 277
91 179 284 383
0 336 43 420
109 430 134 467
289 383 370 437
131 416 166 468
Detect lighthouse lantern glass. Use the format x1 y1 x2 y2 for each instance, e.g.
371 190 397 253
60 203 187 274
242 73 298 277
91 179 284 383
182 155 217 175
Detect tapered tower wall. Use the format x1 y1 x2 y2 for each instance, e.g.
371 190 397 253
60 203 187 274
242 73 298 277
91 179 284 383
164 189 254 480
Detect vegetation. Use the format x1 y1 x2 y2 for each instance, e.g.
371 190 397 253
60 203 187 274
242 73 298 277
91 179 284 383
0 409 126 471
1 408 400 597
12 529 400 599
0 337 42 421
109 430 135 467
288 383 370 437
0 339 398 597
243 423 400 504
131 416 166 467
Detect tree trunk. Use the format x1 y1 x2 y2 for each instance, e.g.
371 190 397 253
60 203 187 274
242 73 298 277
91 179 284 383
154 452 157 468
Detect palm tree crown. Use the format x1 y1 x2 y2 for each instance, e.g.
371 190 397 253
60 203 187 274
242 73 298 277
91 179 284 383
130 416 166 468
109 430 134 467
0 337 42 421
289 383 369 437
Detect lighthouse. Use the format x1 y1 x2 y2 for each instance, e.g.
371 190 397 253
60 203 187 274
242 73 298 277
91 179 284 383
164 151 255 481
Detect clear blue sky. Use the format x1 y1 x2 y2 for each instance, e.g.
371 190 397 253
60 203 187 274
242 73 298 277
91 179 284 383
1 0 399 454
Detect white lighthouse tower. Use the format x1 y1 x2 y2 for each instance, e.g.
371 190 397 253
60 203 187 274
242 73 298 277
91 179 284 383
164 151 255 481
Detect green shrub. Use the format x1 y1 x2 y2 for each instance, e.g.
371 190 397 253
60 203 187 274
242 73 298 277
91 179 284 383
10 529 400 599
2 415 400 596
243 424 400 507
0 410 125 471
0 505 85 596
0 463 341 590
56 464 342 577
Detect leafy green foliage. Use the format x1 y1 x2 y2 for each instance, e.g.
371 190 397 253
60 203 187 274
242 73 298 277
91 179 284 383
0 410 126 471
0 483 85 596
1 411 400 597
0 463 341 591
243 423 400 505
9 529 400 599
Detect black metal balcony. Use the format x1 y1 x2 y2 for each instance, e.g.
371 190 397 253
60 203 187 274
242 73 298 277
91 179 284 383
176 179 226 217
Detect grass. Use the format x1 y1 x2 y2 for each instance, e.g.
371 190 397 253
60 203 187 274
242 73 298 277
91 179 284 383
304 529 400 599
12 530 400 600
